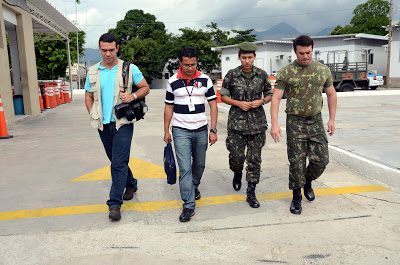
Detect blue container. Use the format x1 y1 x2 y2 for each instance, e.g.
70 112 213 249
13 95 24 115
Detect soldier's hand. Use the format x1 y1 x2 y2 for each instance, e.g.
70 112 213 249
250 99 264 108
120 89 133 103
327 120 335 136
237 101 252 111
270 124 283 143
164 132 172 143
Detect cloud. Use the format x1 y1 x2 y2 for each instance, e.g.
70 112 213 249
47 0 398 48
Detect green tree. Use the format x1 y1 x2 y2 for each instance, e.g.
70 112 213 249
351 0 389 35
108 9 169 81
109 9 167 47
226 29 257 45
163 28 220 74
35 31 86 80
331 0 389 36
207 22 230 46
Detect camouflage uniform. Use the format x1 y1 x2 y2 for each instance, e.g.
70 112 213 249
275 60 332 190
220 66 273 183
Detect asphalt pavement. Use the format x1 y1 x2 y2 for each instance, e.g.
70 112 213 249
0 88 399 265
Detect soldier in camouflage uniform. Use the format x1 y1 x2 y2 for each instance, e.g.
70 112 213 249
270 35 337 215
220 42 273 208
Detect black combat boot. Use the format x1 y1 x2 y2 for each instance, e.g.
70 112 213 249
233 172 242 191
290 188 302 214
304 179 315 201
246 182 260 208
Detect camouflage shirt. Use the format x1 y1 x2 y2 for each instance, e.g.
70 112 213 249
220 66 273 135
275 60 333 116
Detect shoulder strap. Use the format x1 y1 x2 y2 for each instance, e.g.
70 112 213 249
122 61 130 92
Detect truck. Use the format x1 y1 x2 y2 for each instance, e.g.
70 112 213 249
325 61 368 92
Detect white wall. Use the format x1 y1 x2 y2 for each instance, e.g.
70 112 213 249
220 43 292 78
390 30 400 78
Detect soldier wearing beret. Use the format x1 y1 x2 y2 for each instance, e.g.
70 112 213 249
219 42 273 208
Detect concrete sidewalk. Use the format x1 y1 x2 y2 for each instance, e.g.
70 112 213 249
0 89 399 265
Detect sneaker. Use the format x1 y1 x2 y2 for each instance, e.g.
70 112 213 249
195 188 201 200
179 208 195 222
123 187 137 200
109 208 121 221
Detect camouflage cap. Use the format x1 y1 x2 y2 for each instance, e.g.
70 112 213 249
238 42 257 52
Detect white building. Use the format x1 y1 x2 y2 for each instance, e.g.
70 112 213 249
300 34 388 76
387 24 400 87
212 40 293 78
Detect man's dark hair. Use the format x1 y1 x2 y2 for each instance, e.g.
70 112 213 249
179 47 198 61
293 35 313 51
99 33 118 46
238 51 256 57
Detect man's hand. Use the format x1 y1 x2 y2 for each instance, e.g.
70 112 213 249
164 132 172 143
120 89 134 103
209 132 217 146
270 124 283 143
327 119 335 136
237 101 252 111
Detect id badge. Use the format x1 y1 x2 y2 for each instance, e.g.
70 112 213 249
188 102 195 112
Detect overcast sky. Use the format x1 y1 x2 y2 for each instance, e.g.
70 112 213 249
48 0 400 49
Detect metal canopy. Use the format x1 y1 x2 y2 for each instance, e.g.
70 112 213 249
27 0 79 39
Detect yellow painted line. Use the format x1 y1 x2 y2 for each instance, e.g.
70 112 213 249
70 158 171 182
0 185 390 221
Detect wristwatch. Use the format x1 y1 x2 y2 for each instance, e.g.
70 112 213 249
210 128 218 134
132 93 138 100
262 98 267 105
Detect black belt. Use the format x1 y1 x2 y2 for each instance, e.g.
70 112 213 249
287 112 321 121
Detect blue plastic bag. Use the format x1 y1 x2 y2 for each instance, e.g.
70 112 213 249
164 142 176 185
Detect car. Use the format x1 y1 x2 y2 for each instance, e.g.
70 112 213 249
367 70 384 90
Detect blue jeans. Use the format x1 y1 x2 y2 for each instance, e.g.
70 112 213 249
172 127 208 209
98 123 137 210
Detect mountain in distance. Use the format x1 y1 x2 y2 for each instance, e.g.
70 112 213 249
80 48 102 66
254 22 334 41
254 22 300 41
315 27 334 36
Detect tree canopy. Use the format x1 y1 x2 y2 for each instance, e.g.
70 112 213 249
35 31 86 80
107 9 258 82
330 0 389 35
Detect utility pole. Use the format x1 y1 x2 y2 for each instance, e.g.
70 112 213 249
386 0 393 89
75 1 80 100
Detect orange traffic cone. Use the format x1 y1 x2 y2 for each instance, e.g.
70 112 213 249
216 79 223 103
38 84 44 110
0 94 13 139
43 86 51 109
63 83 71 103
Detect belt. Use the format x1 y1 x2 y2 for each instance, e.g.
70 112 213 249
287 112 321 121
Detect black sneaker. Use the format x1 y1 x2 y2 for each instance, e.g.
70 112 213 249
179 208 195 222
195 188 201 200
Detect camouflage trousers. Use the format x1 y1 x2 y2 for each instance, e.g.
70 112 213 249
286 113 329 190
226 130 266 183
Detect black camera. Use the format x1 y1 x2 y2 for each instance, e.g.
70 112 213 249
115 100 148 121
115 102 135 121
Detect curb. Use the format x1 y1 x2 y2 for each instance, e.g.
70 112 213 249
217 104 400 191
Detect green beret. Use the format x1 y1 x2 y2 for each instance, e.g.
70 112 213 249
238 42 257 52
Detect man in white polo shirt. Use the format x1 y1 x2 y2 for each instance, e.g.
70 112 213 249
164 47 218 222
